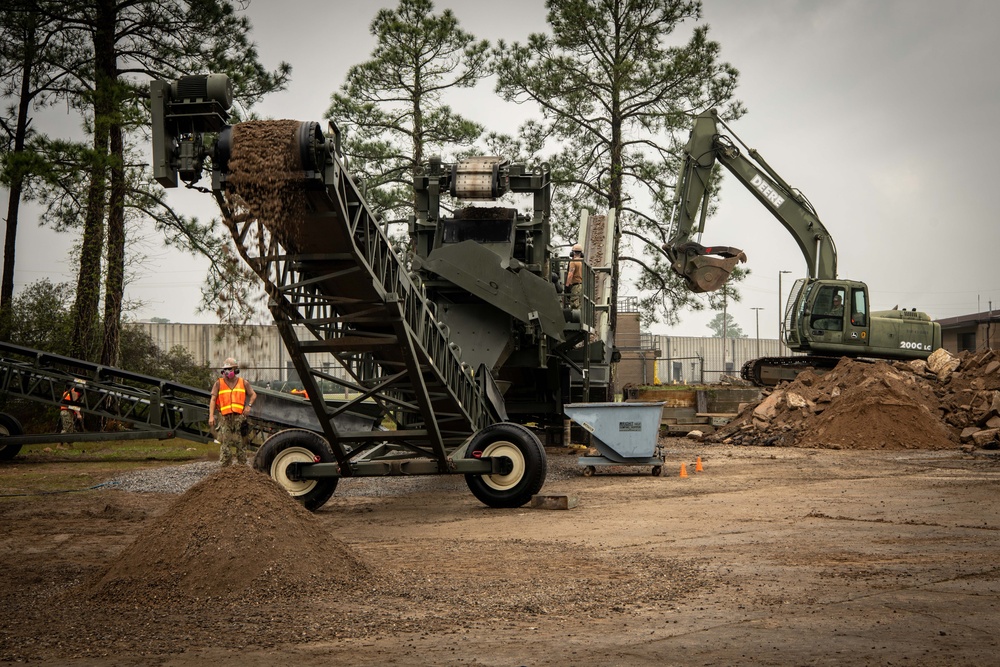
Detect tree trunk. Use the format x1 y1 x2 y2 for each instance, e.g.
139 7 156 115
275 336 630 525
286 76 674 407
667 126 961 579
71 0 116 361
1 179 25 342
0 17 37 340
100 122 125 367
608 93 624 396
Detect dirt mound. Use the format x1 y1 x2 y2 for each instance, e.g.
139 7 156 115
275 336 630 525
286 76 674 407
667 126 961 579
80 465 370 603
709 350 1000 450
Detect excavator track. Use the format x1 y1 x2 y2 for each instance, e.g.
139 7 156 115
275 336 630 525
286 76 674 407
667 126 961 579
741 355 841 387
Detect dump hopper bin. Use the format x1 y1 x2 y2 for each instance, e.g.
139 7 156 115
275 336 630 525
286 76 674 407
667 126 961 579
563 402 665 476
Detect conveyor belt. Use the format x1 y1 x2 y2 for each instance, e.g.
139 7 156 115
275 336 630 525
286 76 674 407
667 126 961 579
0 340 377 460
214 120 504 474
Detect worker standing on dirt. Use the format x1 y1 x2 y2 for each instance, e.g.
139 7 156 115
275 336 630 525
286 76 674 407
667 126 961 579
566 243 584 308
208 357 257 467
59 382 84 433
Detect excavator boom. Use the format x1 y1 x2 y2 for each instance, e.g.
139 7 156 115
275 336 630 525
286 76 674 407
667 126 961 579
665 109 837 289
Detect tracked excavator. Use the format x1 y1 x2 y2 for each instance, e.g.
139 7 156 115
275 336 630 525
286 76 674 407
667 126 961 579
664 109 940 386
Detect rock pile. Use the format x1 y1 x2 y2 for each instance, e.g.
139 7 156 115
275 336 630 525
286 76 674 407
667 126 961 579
707 348 1000 450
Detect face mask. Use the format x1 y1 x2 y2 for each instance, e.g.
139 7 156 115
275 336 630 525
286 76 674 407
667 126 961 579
223 369 236 381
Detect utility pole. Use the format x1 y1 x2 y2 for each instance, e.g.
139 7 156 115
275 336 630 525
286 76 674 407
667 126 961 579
778 270 792 353
722 288 728 378
751 307 764 358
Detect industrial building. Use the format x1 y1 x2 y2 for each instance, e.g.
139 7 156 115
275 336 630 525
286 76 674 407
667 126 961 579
132 317 790 390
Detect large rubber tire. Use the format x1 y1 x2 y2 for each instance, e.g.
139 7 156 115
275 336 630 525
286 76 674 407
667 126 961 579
253 429 338 511
0 413 24 461
464 422 547 508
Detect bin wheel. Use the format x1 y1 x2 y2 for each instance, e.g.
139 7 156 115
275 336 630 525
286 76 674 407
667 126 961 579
583 466 596 477
465 422 546 508
651 465 662 477
253 429 337 511
0 413 24 461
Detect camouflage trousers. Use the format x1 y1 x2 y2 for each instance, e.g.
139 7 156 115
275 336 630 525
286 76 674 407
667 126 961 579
568 282 582 309
216 412 249 467
59 409 80 434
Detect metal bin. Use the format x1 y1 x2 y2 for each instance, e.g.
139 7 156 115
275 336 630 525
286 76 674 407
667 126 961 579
564 402 665 476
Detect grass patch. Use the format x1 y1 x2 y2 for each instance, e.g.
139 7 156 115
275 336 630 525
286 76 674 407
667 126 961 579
0 438 218 497
15 438 216 461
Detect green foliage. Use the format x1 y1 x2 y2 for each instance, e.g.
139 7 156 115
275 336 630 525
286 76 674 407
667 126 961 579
3 279 213 387
326 0 490 226
3 279 75 354
493 0 745 325
119 325 215 389
706 311 747 338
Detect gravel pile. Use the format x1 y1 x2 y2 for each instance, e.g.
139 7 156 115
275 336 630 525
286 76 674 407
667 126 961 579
108 449 584 496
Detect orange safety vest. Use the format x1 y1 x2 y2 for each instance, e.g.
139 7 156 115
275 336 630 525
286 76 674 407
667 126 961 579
61 389 82 412
217 377 247 415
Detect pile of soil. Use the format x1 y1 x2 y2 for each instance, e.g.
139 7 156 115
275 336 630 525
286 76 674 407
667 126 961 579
708 349 1000 450
79 465 370 604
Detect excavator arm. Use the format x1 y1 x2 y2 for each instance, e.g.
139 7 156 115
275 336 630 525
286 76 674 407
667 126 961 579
664 108 837 292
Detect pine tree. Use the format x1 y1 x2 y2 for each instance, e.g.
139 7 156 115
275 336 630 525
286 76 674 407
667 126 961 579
493 0 745 330
325 0 489 228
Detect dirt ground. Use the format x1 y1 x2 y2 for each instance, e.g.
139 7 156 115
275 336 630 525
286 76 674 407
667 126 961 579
1 439 999 666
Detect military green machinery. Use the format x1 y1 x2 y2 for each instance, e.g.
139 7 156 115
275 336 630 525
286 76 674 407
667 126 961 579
149 74 612 509
665 109 941 386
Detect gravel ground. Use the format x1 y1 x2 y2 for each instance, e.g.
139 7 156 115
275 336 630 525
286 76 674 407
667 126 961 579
106 447 591 496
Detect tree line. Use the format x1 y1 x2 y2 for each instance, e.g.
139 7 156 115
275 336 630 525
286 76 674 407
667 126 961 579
0 0 289 370
1 0 747 378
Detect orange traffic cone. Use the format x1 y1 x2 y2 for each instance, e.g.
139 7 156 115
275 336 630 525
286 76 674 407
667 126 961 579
679 463 688 478
695 456 703 472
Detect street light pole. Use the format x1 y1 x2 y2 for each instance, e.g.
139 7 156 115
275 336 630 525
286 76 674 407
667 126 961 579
751 307 763 358
778 270 792 354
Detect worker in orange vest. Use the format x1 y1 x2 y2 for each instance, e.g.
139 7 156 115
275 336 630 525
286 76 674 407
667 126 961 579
59 382 84 433
208 357 257 466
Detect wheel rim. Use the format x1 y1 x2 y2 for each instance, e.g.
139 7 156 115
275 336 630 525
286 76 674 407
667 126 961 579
480 440 525 491
270 446 319 497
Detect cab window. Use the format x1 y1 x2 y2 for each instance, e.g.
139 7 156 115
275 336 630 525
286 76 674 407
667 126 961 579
809 286 845 331
849 289 868 327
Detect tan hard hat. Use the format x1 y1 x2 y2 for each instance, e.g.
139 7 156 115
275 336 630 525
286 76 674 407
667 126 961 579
572 244 583 252
222 357 239 369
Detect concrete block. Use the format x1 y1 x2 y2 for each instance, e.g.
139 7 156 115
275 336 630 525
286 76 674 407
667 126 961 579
529 494 578 510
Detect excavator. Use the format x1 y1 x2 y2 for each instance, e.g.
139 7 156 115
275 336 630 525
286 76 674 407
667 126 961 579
664 109 940 386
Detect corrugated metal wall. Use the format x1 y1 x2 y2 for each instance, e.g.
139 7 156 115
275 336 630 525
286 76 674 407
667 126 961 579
129 322 348 389
654 335 800 385
130 322 799 390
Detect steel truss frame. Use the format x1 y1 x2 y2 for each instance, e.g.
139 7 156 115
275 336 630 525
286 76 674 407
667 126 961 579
215 129 505 478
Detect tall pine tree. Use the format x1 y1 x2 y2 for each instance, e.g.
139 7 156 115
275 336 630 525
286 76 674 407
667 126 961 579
494 0 746 332
325 0 490 227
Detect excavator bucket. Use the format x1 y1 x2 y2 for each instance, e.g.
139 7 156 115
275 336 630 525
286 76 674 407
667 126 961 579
679 255 743 293
666 242 747 294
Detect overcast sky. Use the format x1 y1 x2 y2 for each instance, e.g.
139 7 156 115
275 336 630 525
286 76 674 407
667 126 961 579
4 0 999 340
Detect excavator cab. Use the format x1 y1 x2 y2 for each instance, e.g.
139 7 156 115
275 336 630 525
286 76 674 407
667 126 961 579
666 241 747 293
784 278 872 352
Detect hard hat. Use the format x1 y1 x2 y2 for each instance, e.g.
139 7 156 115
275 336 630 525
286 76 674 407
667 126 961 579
222 357 239 369
572 244 583 253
